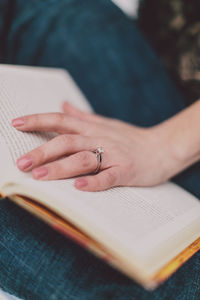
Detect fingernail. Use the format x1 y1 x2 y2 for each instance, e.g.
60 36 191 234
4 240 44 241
17 156 32 170
32 167 48 179
75 179 88 189
12 118 25 127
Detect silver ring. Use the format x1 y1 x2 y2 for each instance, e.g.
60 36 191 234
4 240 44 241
91 147 104 174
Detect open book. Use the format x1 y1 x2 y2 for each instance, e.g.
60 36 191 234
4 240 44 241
0 64 200 290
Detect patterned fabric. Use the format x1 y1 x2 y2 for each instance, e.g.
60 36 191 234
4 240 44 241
139 0 200 105
0 0 199 299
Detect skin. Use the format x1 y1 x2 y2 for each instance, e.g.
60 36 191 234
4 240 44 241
11 100 200 192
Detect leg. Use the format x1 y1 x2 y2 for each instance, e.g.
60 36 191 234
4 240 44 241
4 0 185 126
0 199 199 300
0 0 199 299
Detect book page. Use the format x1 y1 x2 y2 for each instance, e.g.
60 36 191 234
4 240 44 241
3 176 200 271
0 64 91 185
1 64 200 276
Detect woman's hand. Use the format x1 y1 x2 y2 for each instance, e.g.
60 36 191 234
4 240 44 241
11 101 192 192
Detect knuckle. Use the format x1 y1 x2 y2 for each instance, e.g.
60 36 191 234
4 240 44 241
28 114 43 129
27 114 38 127
65 134 77 145
122 163 135 184
48 163 61 179
32 147 46 163
93 176 101 187
50 159 68 178
106 170 117 186
78 151 93 168
54 112 65 124
60 134 77 149
123 163 132 173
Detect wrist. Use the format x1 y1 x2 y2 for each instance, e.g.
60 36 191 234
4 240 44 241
148 123 183 180
153 107 200 177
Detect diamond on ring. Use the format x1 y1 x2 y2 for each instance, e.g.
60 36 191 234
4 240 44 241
96 147 104 154
91 147 104 174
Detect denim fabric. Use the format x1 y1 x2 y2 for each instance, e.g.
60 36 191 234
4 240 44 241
0 0 199 299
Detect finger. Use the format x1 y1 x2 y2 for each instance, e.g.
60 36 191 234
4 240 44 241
75 167 120 191
32 151 106 180
62 101 106 123
16 134 96 171
12 113 89 134
62 102 126 135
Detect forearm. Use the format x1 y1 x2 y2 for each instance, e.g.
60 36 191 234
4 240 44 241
159 99 200 174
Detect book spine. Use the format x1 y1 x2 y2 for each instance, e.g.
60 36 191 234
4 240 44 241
51 222 112 263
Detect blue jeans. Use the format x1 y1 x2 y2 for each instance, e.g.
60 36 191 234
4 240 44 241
0 0 199 299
